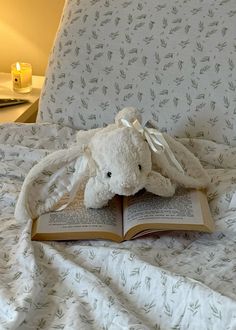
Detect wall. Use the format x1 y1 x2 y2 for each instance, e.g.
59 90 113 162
0 0 65 76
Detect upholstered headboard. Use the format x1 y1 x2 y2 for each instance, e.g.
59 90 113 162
38 0 236 145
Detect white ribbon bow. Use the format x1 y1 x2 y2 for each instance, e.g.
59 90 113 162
121 118 185 174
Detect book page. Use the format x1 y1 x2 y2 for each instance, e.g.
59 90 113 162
34 192 123 238
123 189 205 235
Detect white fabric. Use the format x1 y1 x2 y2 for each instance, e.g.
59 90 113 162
38 0 236 145
1 123 236 329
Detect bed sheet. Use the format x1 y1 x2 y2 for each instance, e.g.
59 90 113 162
0 123 236 330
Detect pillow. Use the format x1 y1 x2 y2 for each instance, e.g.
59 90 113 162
38 0 236 145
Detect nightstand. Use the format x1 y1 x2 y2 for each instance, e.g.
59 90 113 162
0 72 45 123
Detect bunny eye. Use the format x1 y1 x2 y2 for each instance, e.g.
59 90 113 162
138 164 142 171
107 171 112 178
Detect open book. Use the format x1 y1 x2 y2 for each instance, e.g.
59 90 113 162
31 188 214 242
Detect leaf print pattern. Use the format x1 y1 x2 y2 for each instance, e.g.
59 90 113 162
1 0 236 329
0 124 236 329
38 0 236 146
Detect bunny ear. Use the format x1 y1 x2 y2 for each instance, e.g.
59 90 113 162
115 107 142 127
14 145 89 223
76 127 102 146
152 133 210 189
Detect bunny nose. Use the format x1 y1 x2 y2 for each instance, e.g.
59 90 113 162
119 173 139 190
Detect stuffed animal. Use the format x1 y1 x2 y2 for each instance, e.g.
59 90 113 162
15 107 210 222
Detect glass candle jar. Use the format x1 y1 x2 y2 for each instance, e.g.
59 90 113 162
11 62 32 93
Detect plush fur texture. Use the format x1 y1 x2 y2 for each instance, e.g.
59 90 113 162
15 107 210 222
84 126 152 208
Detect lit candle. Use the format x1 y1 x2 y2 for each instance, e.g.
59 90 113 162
11 62 32 93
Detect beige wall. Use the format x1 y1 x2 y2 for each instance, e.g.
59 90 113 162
0 0 65 76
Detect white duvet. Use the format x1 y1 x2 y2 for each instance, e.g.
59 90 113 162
1 123 236 330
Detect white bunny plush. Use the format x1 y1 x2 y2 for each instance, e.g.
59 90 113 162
15 107 210 222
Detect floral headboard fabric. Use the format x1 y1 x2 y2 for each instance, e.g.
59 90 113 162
38 0 236 145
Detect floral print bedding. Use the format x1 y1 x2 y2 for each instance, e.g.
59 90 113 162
1 123 236 329
39 0 236 146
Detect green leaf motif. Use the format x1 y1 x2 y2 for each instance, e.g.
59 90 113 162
125 34 131 43
162 17 168 29
229 58 234 71
210 304 222 320
81 99 88 109
79 314 94 324
163 62 174 71
211 79 221 89
228 81 236 91
205 29 217 38
224 96 230 108
200 65 210 74
145 276 151 290
159 98 170 107
160 39 167 48
179 39 190 48
142 300 156 313
216 42 227 51
188 300 200 315
128 57 138 65
169 26 181 34
130 267 140 276
37 318 47 329
129 281 141 294
185 24 191 33
134 22 145 30
123 93 134 101
108 296 115 307
171 113 181 123
164 303 173 317
120 270 126 287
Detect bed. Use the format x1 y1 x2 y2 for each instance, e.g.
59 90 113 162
1 0 236 329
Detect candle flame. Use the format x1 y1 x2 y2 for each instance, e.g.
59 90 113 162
16 62 21 71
